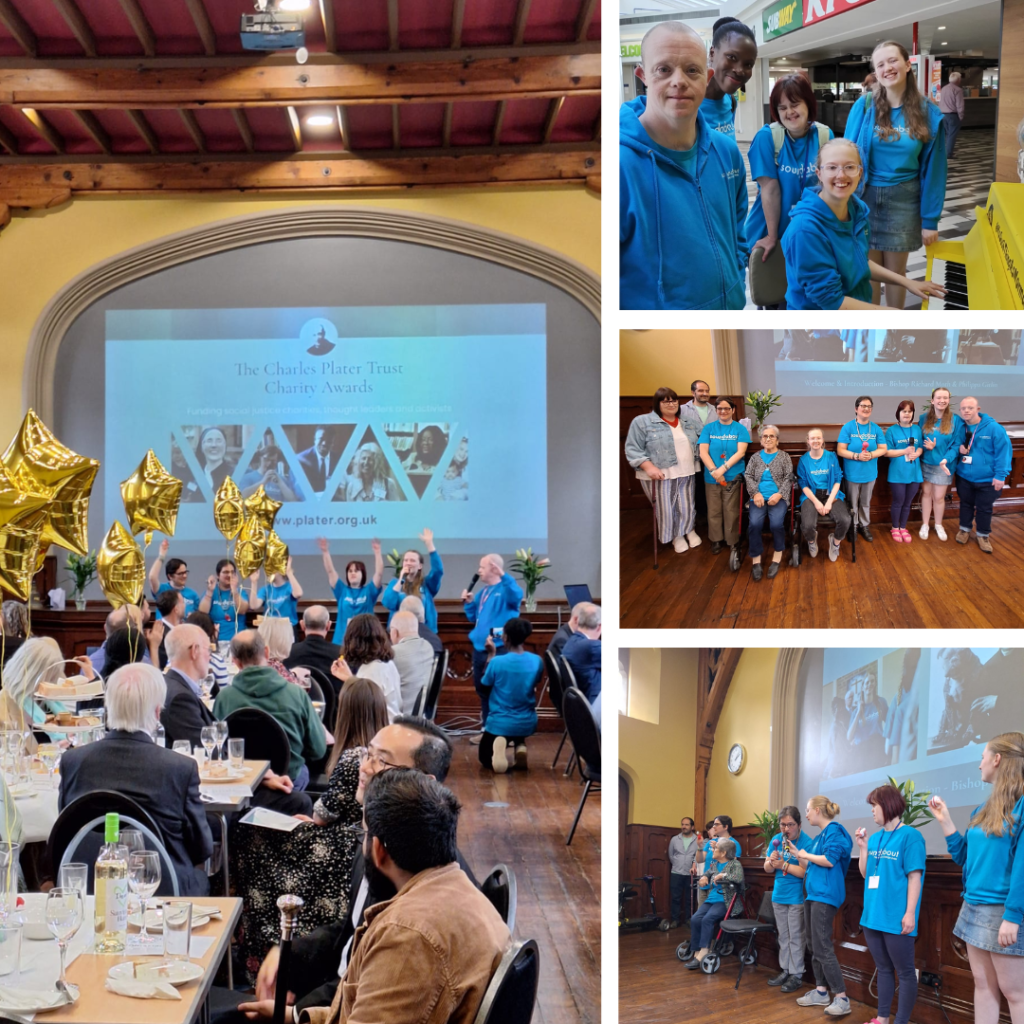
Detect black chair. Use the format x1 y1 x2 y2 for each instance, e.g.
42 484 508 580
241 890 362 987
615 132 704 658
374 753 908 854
224 707 291 776
295 666 337 729
48 790 180 897
718 890 777 989
411 685 427 717
481 863 518 934
471 938 540 1024
789 480 857 565
561 687 600 845
422 651 448 721
544 652 573 772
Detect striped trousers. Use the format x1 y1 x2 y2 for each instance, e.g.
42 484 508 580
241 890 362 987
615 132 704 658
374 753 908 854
640 474 696 545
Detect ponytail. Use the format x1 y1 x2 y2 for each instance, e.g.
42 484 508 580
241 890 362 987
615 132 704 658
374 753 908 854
808 794 840 819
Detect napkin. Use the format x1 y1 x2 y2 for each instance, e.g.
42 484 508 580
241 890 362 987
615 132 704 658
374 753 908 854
105 978 181 1000
47 588 66 611
0 987 67 1011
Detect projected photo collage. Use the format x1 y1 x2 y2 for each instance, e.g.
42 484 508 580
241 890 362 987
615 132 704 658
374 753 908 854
776 329 1023 364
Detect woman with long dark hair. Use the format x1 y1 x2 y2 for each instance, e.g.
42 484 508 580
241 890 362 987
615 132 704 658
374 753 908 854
331 613 401 721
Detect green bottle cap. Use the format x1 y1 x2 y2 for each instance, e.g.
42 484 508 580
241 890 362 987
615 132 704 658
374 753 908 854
104 812 120 844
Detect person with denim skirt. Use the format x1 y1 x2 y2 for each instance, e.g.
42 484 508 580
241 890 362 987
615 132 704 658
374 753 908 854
625 386 703 556
790 796 853 1016
929 732 1024 1023
764 805 813 993
917 387 964 542
743 424 793 581
954 396 1012 555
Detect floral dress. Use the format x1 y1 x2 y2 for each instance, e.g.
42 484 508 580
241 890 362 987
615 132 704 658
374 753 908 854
232 745 365 984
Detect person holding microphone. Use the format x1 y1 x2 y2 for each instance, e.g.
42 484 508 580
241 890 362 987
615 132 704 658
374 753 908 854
928 732 1024 1023
837 396 887 542
884 401 924 544
380 529 443 631
763 806 813 992
698 398 750 558
854 785 926 1024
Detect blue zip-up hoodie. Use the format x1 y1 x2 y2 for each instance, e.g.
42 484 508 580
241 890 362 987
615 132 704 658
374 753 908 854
782 190 872 310
844 95 947 230
804 820 853 908
918 410 965 471
797 449 845 505
956 414 1013 485
620 97 748 310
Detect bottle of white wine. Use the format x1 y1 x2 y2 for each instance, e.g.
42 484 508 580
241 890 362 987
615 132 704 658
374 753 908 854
94 812 128 953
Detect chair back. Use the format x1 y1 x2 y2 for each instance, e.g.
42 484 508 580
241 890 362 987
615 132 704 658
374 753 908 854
542 650 563 710
558 656 581 694
471 939 540 1024
756 889 776 924
305 676 326 720
224 707 291 776
411 685 427 717
48 790 180 897
481 863 518 934
298 666 337 728
562 687 600 779
422 650 448 721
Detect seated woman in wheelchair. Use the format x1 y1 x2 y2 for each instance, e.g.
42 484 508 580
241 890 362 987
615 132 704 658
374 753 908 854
743 424 793 581
685 839 745 969
797 428 852 562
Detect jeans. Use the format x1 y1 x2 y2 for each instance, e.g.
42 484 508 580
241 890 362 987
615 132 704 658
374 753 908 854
292 763 310 792
800 495 851 543
862 928 918 1024
943 111 962 157
747 498 788 558
889 481 920 529
773 901 806 976
957 476 997 536
670 873 695 924
804 900 845 994
846 479 876 527
690 899 726 949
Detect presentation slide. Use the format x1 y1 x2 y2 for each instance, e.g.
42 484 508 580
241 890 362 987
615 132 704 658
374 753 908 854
105 305 547 556
802 648 1020 855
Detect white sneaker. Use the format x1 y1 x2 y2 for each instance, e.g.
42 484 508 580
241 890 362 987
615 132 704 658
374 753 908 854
672 536 689 553
796 989 830 1007
686 531 702 548
824 996 851 1017
935 524 947 541
808 537 818 558
491 736 509 773
919 523 929 540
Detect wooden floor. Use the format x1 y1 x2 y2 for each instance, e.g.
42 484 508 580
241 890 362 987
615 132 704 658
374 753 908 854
620 509 1024 629
443 731 600 1024
620 926 876 1024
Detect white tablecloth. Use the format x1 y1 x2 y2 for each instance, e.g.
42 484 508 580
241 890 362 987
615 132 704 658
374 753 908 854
14 787 59 845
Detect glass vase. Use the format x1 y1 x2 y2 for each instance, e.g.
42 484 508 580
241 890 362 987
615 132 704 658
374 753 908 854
74 592 87 612
524 592 537 613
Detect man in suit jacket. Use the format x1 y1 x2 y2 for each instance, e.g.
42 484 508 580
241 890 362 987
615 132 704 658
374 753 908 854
297 428 337 494
400 595 443 655
562 602 602 703
58 663 213 896
283 606 342 684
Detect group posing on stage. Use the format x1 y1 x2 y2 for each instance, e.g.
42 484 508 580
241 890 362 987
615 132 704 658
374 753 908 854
666 731 1024 1023
624 381 1013 577
620 16 955 310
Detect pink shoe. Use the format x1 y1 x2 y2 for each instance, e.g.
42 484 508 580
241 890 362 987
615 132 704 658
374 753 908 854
891 529 903 543
900 528 912 543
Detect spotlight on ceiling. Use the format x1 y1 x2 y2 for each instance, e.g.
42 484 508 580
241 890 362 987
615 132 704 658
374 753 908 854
304 112 333 127
279 0 311 9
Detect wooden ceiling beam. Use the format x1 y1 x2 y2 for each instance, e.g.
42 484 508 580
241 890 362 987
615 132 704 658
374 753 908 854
124 108 158 153
491 100 506 147
231 108 254 153
391 104 399 150
450 0 465 48
115 0 157 57
178 108 205 152
0 53 600 108
336 104 350 151
51 0 98 58
72 109 111 153
0 118 18 154
19 107 63 153
286 106 302 151
574 0 599 42
318 0 336 53
183 0 216 57
0 0 37 58
512 0 533 45
387 0 399 52
541 96 564 144
441 102 452 147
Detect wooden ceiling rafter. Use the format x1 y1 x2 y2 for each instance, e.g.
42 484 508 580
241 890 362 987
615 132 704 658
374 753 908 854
72 108 111 153
286 105 302 151
183 0 216 57
115 0 157 57
0 118 18 154
575 0 599 42
0 0 36 58
124 108 158 153
178 108 206 152
387 0 399 52
335 104 350 151
541 96 564 144
390 104 399 150
50 0 98 58
450 0 465 48
19 106 63 153
231 107 254 152
492 100 506 147
513 0 534 46
441 102 453 147
318 0 335 53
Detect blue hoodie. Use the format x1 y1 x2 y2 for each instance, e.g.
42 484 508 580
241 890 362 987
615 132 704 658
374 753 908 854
918 410 965 472
804 820 853 908
797 449 845 505
782 190 872 310
620 97 749 310
957 414 1012 485
844 95 947 230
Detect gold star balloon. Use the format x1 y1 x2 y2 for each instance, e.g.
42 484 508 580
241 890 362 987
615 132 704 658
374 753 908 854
263 530 288 578
120 450 183 546
0 466 49 601
213 477 245 541
97 520 145 609
234 516 266 578
243 485 282 534
1 409 99 556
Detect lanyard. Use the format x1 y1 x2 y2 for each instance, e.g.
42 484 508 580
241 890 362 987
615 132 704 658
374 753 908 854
873 823 901 875
854 421 873 446
965 426 978 453
716 424 735 462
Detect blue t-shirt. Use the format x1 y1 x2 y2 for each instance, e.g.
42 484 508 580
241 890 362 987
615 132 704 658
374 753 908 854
768 830 813 905
884 424 924 485
838 419 884 483
481 651 543 737
208 587 241 641
698 420 751 484
700 94 736 142
758 451 779 497
330 579 382 645
865 106 925 186
647 135 698 174
804 821 853 908
154 583 200 619
797 450 845 505
860 824 927 936
258 581 298 625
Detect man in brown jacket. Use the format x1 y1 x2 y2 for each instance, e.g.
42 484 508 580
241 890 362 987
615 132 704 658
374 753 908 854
301 770 510 1024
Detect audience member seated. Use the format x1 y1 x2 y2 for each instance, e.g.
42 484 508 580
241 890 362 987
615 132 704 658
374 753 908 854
101 625 149 680
214 631 327 791
258 616 303 687
562 603 602 702
478 618 543 774
149 587 186 669
389 610 434 714
58 663 214 895
546 602 583 659
89 603 151 675
684 841 745 970
0 600 29 679
330 614 401 721
186 611 227 692
400 595 443 656
284 606 342 683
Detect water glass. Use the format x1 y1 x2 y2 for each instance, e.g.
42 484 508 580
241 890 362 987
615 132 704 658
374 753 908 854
228 738 244 770
58 862 88 898
128 851 161 946
172 740 192 756
0 920 21 978
162 901 192 960
45 888 82 997
37 744 61 789
193 746 207 769
200 726 216 763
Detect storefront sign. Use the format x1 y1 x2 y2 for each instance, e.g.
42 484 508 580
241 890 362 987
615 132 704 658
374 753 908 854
803 0 878 26
621 43 641 59
764 0 802 40
931 59 942 101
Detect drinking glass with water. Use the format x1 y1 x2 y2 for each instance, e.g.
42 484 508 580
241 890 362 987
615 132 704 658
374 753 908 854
162 901 192 960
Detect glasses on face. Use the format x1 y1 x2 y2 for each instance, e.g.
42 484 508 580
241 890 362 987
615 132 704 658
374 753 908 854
858 404 873 410
661 399 679 405
716 407 732 414
361 749 407 772
780 821 798 830
822 163 859 175
171 570 189 579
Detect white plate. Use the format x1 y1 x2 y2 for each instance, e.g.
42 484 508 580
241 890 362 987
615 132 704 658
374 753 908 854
129 906 217 931
109 960 205 987
7 782 35 799
0 986 77 1013
199 766 247 782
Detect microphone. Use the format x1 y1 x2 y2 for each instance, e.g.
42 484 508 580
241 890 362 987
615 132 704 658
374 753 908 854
466 573 480 594
398 575 406 592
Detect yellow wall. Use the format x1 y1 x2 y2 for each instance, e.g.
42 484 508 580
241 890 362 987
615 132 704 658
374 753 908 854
0 187 599 439
706 648 778 826
619 329 715 396
620 648 698 825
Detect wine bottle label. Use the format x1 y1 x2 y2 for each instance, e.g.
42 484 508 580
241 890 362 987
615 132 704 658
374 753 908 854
109 877 129 931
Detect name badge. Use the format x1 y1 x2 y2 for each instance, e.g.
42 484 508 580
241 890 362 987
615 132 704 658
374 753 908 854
868 876 880 889
962 456 972 464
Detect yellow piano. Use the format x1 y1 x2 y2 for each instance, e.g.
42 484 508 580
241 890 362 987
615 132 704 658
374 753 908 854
923 182 1024 310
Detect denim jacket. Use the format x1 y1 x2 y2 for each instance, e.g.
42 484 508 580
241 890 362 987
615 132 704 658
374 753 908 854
624 412 700 471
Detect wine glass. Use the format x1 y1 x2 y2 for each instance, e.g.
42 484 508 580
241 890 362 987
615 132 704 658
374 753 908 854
200 726 216 767
128 851 161 946
37 744 60 789
45 887 82 1000
214 721 228 763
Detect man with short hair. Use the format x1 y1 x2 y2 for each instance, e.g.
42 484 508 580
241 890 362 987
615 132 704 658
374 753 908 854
400 595 443 655
680 380 713 429
659 817 699 931
547 602 584 659
561 603 602 702
89 602 152 675
284 605 342 682
298 428 337 494
214 630 326 790
149 587 185 669
58 663 213 895
389 610 434 715
148 539 201 616
954 396 1011 554
621 21 748 310
939 72 965 158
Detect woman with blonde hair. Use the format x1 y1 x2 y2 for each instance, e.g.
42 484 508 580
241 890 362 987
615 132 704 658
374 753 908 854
796 428 851 561
929 732 1024 1023
918 387 965 540
790 795 853 1014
